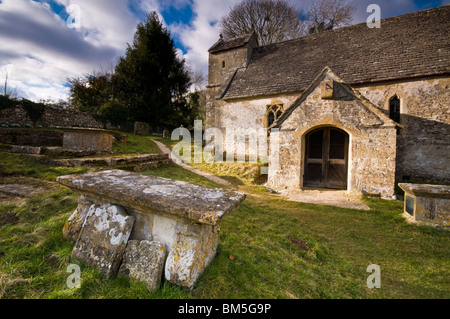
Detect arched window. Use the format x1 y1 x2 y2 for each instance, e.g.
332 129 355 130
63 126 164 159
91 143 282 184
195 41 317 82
389 96 401 123
266 103 284 127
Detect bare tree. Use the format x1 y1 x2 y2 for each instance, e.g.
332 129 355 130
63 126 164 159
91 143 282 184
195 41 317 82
189 68 207 91
1 66 17 98
307 0 357 34
219 0 307 46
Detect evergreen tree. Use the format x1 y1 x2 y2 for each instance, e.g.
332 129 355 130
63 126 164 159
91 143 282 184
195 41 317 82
113 12 191 128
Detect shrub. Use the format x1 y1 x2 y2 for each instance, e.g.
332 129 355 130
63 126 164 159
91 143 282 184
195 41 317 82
99 100 129 127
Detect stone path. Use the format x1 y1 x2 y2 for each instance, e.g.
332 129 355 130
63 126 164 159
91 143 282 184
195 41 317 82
280 188 370 210
151 139 233 188
151 139 369 210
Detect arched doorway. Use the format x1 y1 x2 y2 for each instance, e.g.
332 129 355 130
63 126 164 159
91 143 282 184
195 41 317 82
304 127 349 189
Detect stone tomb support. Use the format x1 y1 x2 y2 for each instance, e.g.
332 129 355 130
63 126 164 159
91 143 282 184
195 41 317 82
57 170 245 289
62 127 115 153
398 183 450 228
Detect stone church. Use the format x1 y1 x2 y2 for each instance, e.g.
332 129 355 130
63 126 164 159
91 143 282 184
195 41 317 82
205 6 449 199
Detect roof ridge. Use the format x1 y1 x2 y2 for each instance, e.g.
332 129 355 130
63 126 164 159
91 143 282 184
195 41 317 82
219 5 449 100
208 31 256 53
255 5 450 50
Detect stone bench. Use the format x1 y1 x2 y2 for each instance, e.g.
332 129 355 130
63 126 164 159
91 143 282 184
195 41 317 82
398 183 450 228
57 169 245 290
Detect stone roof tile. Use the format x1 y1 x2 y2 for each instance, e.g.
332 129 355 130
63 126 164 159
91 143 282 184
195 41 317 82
221 6 450 100
208 32 256 53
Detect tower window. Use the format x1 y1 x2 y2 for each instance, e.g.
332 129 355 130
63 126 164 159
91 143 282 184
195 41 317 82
389 96 401 123
222 61 225 68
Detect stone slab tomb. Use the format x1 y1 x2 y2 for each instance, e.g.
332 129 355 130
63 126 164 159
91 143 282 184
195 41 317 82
62 127 115 153
57 170 245 290
399 183 450 228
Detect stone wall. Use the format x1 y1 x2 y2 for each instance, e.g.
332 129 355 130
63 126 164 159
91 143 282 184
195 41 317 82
206 36 258 130
0 104 113 129
0 128 63 147
212 73 449 192
355 76 450 184
267 73 398 198
213 94 298 159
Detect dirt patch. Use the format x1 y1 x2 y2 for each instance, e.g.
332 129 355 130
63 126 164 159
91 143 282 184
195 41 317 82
0 212 19 225
288 235 311 252
281 189 370 210
0 177 58 198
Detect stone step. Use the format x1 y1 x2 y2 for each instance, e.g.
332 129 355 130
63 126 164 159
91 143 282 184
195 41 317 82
51 153 171 169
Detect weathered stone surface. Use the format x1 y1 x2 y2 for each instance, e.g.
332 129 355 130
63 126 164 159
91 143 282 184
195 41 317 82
71 203 135 278
0 128 63 147
51 153 170 169
134 122 150 136
57 170 246 226
165 223 220 290
266 70 398 198
9 145 43 155
62 128 114 153
63 196 93 242
118 240 167 291
58 170 245 289
0 105 114 129
399 183 450 228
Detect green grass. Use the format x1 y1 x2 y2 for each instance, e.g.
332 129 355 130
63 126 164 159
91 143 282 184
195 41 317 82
0 151 89 181
139 164 223 189
112 133 161 155
0 149 449 299
151 136 267 185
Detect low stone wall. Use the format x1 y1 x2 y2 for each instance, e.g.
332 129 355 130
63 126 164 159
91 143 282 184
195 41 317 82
0 105 113 129
0 128 63 147
57 170 246 290
52 153 171 170
0 127 115 154
399 183 450 228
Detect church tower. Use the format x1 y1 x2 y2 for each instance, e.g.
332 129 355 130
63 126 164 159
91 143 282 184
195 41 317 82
206 32 258 130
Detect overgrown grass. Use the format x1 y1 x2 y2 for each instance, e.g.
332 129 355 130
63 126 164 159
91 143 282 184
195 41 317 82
112 133 161 155
192 196 450 299
0 149 449 299
0 151 89 181
151 136 266 185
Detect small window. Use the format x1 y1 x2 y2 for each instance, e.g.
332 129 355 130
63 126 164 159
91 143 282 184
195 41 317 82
266 103 284 127
222 61 225 68
389 96 401 123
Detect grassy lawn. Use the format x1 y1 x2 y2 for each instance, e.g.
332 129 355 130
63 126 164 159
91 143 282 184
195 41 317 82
112 132 161 155
0 135 449 299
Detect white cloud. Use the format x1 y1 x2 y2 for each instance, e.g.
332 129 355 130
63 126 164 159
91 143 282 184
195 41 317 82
168 0 241 78
54 0 139 50
0 0 140 101
0 0 445 101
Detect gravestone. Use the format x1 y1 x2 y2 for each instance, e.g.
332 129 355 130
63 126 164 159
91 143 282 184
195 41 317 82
63 196 93 242
70 203 135 278
134 121 150 136
399 183 450 228
118 240 167 291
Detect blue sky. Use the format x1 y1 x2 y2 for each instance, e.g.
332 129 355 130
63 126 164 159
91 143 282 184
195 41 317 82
0 0 448 101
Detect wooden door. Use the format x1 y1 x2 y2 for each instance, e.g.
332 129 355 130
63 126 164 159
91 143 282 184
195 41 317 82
304 128 348 189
